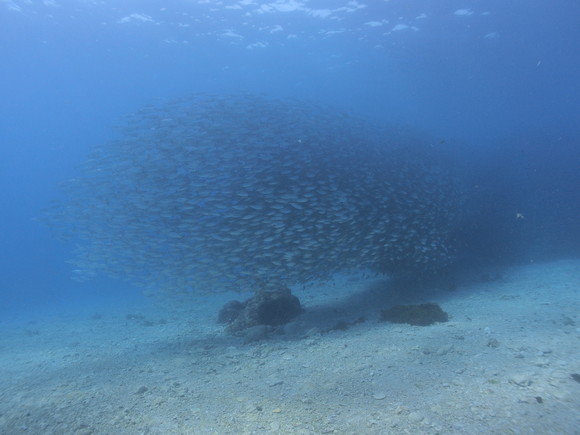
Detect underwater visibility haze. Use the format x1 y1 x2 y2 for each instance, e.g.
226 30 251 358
1 0 580 434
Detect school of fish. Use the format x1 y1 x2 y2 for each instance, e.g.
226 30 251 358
45 94 458 293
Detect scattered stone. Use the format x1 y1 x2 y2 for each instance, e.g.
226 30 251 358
393 405 408 415
267 377 284 387
408 411 425 423
487 338 500 348
562 315 575 326
533 358 550 367
380 303 448 326
135 386 148 395
509 374 532 387
436 344 454 356
373 393 387 400
76 427 94 435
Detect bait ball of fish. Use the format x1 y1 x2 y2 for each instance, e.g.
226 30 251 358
44 94 458 294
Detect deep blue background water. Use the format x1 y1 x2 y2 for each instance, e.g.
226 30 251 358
1 0 579 317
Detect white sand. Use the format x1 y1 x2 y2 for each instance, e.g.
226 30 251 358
1 258 579 434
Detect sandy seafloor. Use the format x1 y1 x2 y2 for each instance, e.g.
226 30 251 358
1 258 579 435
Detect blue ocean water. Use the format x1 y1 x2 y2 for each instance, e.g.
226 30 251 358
0 1 578 311
1 0 579 316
